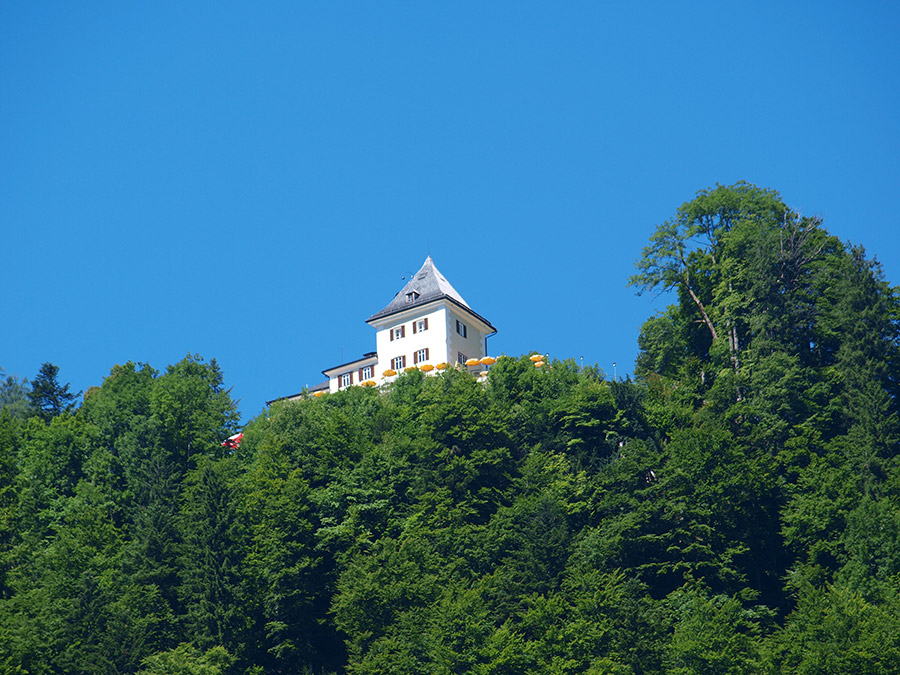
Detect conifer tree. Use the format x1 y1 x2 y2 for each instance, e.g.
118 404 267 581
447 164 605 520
28 362 80 422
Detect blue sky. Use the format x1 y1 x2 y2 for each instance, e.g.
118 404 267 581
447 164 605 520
2 2 899 422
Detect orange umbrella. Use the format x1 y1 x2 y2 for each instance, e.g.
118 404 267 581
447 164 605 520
480 356 496 365
383 369 397 377
465 358 481 367
420 364 435 372
435 362 449 370
529 354 543 362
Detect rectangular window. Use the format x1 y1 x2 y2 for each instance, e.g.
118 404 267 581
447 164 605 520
413 318 428 333
340 372 352 388
392 355 406 370
360 365 373 380
414 348 429 364
456 320 467 338
458 352 468 366
391 325 406 341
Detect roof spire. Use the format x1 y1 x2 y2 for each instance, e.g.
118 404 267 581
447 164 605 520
367 256 470 322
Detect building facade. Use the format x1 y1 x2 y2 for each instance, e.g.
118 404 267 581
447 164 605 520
322 256 496 393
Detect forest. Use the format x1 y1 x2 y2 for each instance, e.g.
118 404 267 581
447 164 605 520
1 182 899 674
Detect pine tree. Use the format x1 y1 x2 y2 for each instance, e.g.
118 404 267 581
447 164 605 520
28 362 80 422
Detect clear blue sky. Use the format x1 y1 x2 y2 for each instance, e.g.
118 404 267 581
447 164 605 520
3 2 899 423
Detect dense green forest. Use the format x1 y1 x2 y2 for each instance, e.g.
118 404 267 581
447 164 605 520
2 183 899 674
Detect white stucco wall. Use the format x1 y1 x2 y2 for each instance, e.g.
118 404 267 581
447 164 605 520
362 300 495 388
327 357 379 393
374 305 447 384
446 306 488 369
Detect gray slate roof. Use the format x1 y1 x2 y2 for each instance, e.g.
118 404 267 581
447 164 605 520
367 256 484 324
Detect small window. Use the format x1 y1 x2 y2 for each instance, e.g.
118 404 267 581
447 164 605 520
360 365 373 380
414 318 428 333
414 348 429 364
456 320 467 338
391 325 406 341
406 291 420 303
392 355 406 370
458 352 468 366
340 372 352 388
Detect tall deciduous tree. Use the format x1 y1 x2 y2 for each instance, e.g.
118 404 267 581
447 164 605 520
630 182 788 391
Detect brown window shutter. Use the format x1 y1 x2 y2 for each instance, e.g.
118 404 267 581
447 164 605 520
349 371 353 384
401 325 406 338
413 351 418 364
390 328 394 341
424 318 428 330
426 347 430 360
358 368 363 380
412 321 417 334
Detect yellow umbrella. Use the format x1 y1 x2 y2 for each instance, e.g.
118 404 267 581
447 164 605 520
480 356 496 366
362 380 376 387
435 362 449 370
313 391 325 398
465 358 481 367
420 364 435 372
529 354 543 362
383 369 397 377
534 361 545 368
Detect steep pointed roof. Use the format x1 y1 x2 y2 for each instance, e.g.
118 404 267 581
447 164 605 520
367 256 493 329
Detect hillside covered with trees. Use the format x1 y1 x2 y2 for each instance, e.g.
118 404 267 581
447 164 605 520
1 183 899 674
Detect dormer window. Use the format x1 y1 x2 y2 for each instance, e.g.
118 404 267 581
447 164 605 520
406 291 420 303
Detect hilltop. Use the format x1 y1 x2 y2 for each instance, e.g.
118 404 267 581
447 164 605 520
1 183 899 674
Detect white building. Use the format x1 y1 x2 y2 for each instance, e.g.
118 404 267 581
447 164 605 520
320 256 497 394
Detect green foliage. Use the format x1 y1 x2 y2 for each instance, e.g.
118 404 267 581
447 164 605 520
2 183 899 673
665 584 762 675
769 580 900 674
138 643 236 675
178 458 246 654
